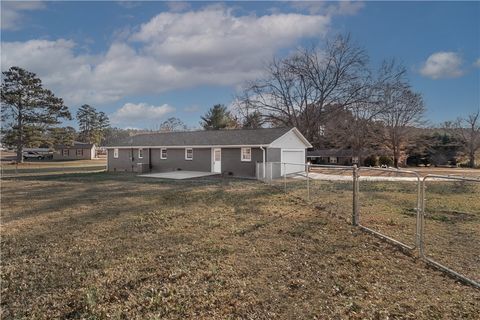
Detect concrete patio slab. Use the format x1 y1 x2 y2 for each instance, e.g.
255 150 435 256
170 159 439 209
139 171 219 180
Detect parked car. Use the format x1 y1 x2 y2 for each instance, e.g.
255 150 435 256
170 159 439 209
22 151 45 160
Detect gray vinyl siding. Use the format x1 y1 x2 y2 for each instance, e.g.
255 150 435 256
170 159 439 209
53 147 94 160
108 148 150 172
220 148 263 178
108 147 284 178
266 148 282 177
150 148 211 172
108 148 211 173
266 148 281 162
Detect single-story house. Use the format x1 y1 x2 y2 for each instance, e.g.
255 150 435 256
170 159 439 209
53 142 96 160
106 127 312 178
307 149 359 166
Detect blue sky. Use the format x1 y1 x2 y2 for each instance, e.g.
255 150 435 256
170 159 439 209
1 1 479 129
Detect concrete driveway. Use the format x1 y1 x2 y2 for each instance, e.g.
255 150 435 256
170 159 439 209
139 171 219 180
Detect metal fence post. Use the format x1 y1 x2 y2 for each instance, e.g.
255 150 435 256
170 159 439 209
352 165 359 226
419 179 426 258
270 162 273 185
306 163 310 202
283 162 287 193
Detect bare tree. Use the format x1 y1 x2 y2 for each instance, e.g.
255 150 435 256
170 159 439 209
159 117 187 132
444 111 480 168
238 34 371 146
377 73 425 167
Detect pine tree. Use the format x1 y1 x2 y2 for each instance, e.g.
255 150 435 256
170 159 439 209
242 111 264 128
200 104 237 130
1 66 71 162
76 104 110 145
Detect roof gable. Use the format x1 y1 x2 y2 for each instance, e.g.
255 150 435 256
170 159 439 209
269 128 312 149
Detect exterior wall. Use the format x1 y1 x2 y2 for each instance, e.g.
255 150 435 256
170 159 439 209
308 156 354 166
107 148 151 172
108 147 211 173
266 148 282 177
221 147 263 178
266 148 281 162
108 147 270 178
53 147 94 160
150 148 211 172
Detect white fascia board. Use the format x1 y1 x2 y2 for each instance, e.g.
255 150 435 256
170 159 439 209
105 144 270 149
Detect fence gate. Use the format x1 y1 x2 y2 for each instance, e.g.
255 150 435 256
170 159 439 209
354 167 422 252
420 175 480 288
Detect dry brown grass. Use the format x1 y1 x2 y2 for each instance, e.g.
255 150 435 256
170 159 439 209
1 172 479 319
309 166 480 178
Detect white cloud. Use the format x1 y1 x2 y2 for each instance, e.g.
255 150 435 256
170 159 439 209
420 52 464 79
474 58 480 68
129 7 330 67
110 102 175 127
1 1 46 30
1 6 335 106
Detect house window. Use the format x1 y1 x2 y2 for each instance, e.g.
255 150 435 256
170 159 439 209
329 156 337 164
185 148 193 160
161 148 167 160
241 147 251 162
113 148 119 158
138 148 143 159
76 149 83 156
62 149 69 156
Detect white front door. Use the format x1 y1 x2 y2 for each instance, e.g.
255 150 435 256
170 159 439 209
212 148 221 173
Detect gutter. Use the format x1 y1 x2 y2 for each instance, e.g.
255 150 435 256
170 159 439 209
105 144 271 149
260 147 266 180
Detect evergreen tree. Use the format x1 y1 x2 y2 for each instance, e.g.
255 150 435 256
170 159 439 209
47 126 76 147
242 111 264 129
200 104 237 130
76 104 110 145
1 66 71 162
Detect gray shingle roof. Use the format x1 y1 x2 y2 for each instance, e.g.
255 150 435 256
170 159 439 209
56 141 95 149
109 127 293 147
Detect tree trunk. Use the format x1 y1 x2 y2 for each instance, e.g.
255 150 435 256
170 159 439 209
469 151 475 168
16 105 24 163
393 146 399 168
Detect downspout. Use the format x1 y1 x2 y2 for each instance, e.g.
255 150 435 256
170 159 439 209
260 147 266 181
149 148 152 171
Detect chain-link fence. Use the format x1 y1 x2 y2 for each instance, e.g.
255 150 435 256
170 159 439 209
356 167 421 251
258 162 480 288
420 175 480 287
260 162 354 221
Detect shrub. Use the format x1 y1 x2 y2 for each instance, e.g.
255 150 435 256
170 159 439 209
379 155 393 167
363 155 378 167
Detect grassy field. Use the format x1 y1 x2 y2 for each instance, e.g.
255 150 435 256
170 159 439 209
0 158 107 177
2 172 479 319
283 177 480 283
309 166 480 178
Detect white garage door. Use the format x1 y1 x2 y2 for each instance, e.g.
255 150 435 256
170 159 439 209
282 149 305 175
